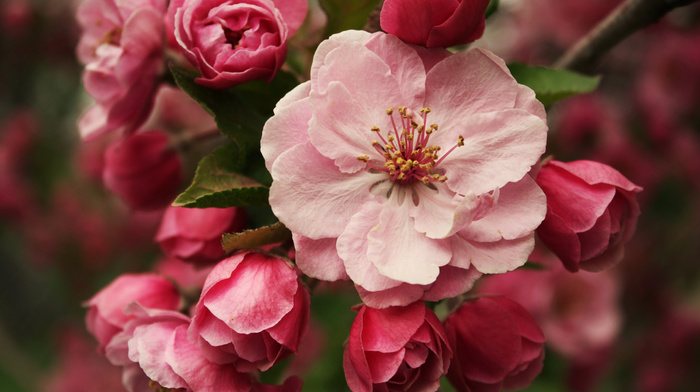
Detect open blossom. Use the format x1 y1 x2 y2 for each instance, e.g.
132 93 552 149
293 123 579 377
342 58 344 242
171 0 308 88
85 274 180 354
535 160 642 272
262 31 548 308
76 0 166 139
380 0 490 48
188 251 310 372
343 301 452 392
444 296 546 392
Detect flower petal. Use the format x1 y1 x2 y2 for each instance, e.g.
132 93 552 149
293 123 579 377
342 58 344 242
293 234 349 281
450 234 535 274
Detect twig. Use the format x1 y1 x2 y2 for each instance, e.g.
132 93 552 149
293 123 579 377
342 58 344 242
363 0 385 33
555 0 699 72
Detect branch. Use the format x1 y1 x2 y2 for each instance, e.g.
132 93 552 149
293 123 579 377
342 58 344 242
363 0 385 33
555 0 699 72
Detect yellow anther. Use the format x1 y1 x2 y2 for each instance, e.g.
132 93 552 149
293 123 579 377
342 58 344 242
417 125 424 133
422 177 431 185
388 135 395 142
371 126 380 132
410 120 418 128
385 144 394 151
425 128 433 135
395 157 406 165
386 107 394 115
420 107 432 114
356 155 369 162
398 173 406 180
431 124 438 130
407 134 414 141
432 174 440 180
458 135 465 147
439 176 448 182
372 140 379 146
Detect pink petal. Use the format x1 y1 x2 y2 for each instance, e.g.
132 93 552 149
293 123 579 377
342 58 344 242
450 234 535 274
361 302 426 352
261 84 312 172
293 234 349 281
337 201 404 292
409 184 477 239
271 0 308 35
549 160 642 193
269 141 379 239
356 283 426 309
437 109 548 196
459 176 546 242
203 256 298 333
421 265 482 302
365 349 406 383
367 198 452 285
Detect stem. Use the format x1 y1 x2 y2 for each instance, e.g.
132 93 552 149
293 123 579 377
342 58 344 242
555 0 700 72
363 0 385 33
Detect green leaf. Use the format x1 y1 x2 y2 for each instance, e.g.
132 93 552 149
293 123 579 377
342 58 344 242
507 63 601 106
485 0 500 19
319 0 380 37
169 64 299 150
173 143 270 208
222 222 291 253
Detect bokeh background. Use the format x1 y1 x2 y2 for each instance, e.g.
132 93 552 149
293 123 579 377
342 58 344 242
1 0 700 391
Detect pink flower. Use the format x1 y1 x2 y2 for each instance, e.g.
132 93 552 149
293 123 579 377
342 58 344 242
171 0 308 89
104 305 260 392
155 205 248 263
535 160 642 272
262 31 548 307
85 274 180 354
444 296 545 392
343 301 452 392
188 251 310 372
477 255 621 360
103 130 183 211
380 0 490 48
76 0 166 139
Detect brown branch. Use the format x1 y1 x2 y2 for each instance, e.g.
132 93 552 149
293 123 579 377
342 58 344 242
555 0 699 72
363 0 385 33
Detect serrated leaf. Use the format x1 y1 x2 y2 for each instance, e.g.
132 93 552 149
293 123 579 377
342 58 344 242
507 63 601 106
320 0 380 37
169 64 299 150
173 143 270 208
222 222 291 253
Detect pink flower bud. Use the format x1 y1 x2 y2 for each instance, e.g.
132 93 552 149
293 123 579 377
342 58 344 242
444 296 545 392
103 131 183 211
155 205 248 263
85 274 180 354
380 0 490 48
343 302 452 392
188 251 310 372
535 160 642 272
171 0 308 89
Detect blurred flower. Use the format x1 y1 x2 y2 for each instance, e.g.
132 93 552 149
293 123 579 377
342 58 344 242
535 159 642 272
76 0 167 139
343 301 451 392
262 30 547 308
155 205 247 264
85 273 180 353
477 254 621 361
171 0 308 88
188 251 310 372
444 296 545 392
380 0 489 48
103 130 183 210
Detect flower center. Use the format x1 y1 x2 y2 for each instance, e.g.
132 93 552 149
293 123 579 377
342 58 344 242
223 25 248 48
357 106 464 186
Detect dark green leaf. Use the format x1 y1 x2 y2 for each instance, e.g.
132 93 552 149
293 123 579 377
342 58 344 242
169 64 299 150
319 0 380 37
507 63 601 106
485 0 500 19
173 144 269 208
221 222 291 253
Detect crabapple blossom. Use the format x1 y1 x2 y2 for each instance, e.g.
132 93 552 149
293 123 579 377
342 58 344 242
188 251 310 372
171 0 308 88
535 160 642 272
76 0 167 139
85 274 180 354
343 301 451 392
262 31 548 307
103 130 183 210
380 0 490 48
444 296 546 392
155 205 247 263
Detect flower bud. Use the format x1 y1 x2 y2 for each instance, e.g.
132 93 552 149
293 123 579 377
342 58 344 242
103 131 183 211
